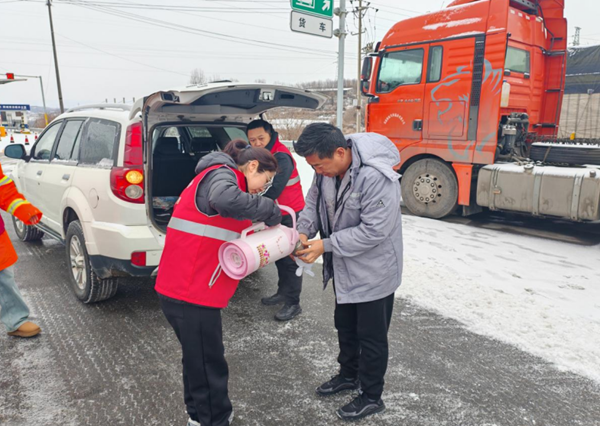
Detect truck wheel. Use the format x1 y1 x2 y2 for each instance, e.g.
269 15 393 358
401 159 458 218
12 215 44 242
530 142 600 165
65 220 118 303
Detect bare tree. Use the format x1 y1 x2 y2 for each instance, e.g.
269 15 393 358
190 68 207 85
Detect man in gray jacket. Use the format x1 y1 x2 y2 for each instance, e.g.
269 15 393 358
294 123 403 421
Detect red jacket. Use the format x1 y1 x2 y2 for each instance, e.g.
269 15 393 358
270 138 305 214
0 163 42 271
155 164 252 308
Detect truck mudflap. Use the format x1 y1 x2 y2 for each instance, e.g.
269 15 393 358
476 163 600 221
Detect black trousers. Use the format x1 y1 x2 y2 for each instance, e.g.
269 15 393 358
160 297 232 426
274 213 303 305
334 293 395 400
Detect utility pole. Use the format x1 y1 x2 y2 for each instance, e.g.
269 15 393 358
334 0 347 130
573 26 581 46
15 75 49 126
47 0 65 113
355 0 368 133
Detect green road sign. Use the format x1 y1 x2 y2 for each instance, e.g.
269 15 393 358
291 0 333 18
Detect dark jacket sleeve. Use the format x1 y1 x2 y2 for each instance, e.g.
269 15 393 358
264 152 294 201
197 168 282 226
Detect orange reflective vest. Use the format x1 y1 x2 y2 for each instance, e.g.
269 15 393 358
0 162 43 270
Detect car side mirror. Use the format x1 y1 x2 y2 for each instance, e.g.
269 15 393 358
4 144 27 160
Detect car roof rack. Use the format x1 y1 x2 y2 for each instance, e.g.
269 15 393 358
66 104 132 113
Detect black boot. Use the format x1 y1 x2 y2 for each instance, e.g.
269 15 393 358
336 393 385 421
315 374 359 397
261 293 286 306
274 304 302 321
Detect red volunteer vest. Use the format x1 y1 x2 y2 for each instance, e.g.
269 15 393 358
155 164 252 308
271 138 305 214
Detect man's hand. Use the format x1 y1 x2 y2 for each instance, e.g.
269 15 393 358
291 233 310 261
299 233 309 247
295 239 325 264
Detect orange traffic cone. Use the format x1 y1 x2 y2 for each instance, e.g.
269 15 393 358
10 135 14 143
25 136 29 145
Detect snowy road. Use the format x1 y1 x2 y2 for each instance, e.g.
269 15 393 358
1 136 599 424
2 208 600 425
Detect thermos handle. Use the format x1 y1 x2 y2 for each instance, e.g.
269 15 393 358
241 222 267 239
278 205 296 229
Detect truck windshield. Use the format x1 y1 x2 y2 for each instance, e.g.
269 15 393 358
376 48 424 93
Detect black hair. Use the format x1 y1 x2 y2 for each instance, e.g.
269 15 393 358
293 122 347 159
246 119 274 136
223 139 278 173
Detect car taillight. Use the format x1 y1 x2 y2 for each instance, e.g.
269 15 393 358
131 251 147 267
110 122 145 203
124 121 143 166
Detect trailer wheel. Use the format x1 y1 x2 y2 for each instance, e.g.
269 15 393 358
401 159 458 218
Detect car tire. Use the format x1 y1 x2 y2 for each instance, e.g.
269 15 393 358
401 158 458 219
65 220 118 303
12 215 44 242
530 142 600 165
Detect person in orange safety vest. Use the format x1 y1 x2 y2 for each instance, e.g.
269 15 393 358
0 162 43 338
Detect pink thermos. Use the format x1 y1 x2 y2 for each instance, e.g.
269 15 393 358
218 205 299 280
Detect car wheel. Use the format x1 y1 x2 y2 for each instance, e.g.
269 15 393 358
12 215 44 242
65 220 118 303
401 158 458 219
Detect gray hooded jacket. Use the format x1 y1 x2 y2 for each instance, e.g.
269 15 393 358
194 152 282 226
296 133 403 304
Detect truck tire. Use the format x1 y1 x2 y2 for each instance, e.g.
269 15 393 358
12 215 44 242
65 220 118 303
401 159 458 218
530 142 600 166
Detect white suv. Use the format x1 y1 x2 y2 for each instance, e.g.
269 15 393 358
6 83 325 303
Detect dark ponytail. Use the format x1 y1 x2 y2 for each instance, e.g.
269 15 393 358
224 139 278 173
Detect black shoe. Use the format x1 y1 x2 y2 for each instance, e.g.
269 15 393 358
315 374 359 397
274 304 302 321
336 394 386 421
261 293 286 306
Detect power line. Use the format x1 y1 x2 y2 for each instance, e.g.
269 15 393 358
65 2 341 58
56 32 190 76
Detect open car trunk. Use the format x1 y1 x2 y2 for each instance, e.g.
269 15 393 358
134 83 327 233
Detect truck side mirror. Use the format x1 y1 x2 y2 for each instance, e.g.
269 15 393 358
4 144 27 160
361 57 373 97
361 57 372 81
361 80 372 97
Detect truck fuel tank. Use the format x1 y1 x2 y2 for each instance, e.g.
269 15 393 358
476 163 600 221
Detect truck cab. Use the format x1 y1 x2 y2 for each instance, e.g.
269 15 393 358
362 0 572 219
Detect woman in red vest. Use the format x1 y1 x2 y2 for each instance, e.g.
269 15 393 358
156 140 281 426
246 119 305 321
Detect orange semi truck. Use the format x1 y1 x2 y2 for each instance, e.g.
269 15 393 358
361 0 600 221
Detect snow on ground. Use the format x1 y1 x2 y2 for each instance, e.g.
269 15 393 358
2 134 597 383
293 152 600 384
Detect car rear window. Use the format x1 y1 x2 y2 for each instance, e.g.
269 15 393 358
78 118 120 166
